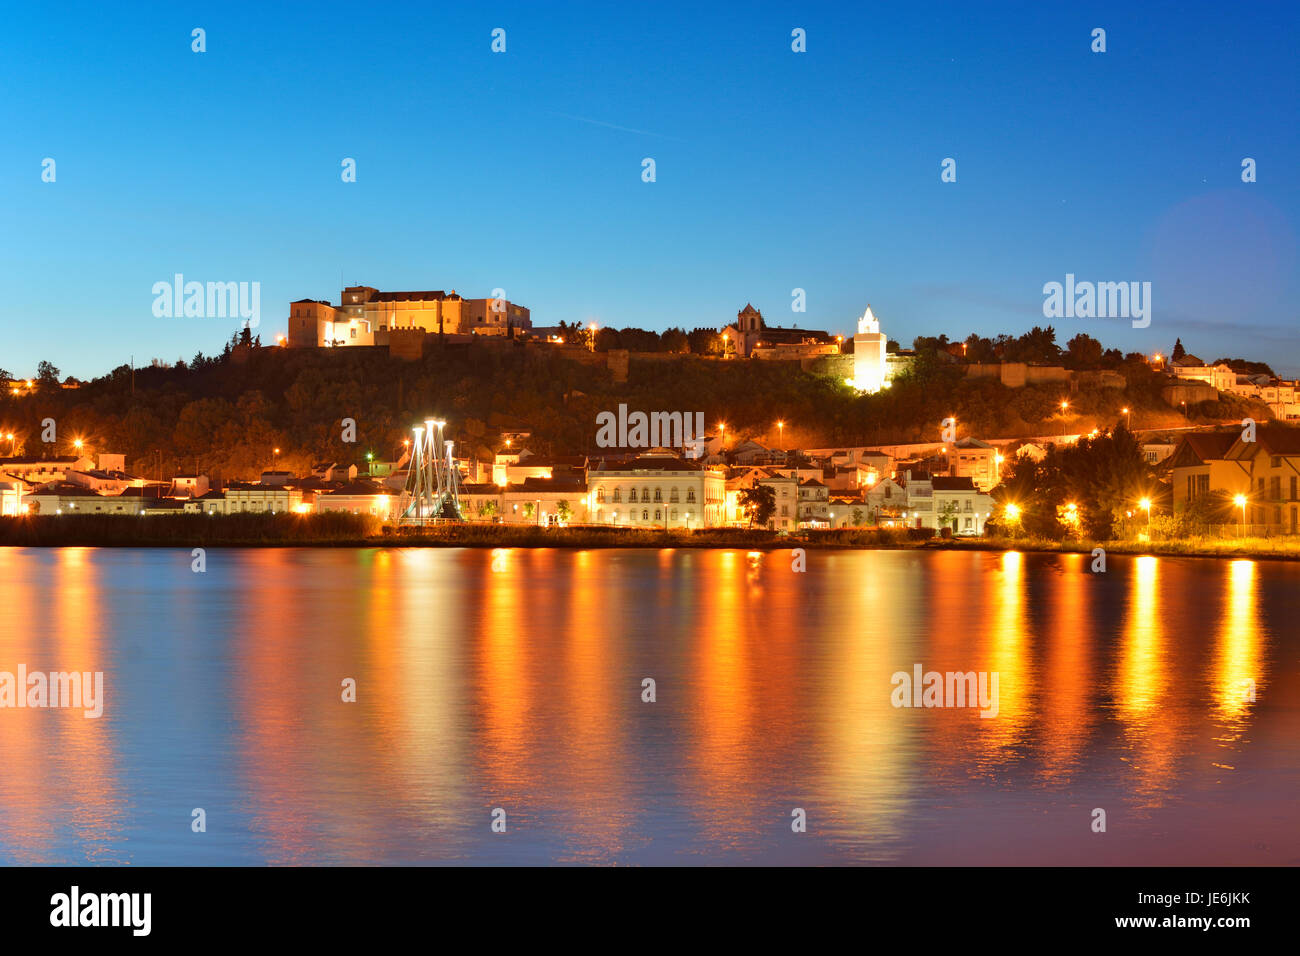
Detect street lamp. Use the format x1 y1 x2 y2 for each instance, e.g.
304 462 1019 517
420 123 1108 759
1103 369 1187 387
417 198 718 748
1234 493 1247 535
1121 406 1131 429
1139 497 1151 527
777 420 784 449
1060 399 1069 439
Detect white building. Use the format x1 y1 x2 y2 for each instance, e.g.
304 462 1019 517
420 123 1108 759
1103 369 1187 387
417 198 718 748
907 476 993 535
1172 360 1236 392
797 479 831 526
588 452 725 528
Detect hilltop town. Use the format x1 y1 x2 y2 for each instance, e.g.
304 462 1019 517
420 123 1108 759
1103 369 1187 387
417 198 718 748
2 285 1297 545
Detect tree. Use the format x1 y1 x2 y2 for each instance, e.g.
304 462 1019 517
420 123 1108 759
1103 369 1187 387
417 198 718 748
687 328 722 355
1171 338 1186 361
1065 333 1103 369
660 327 689 353
938 500 958 532
1005 326 1060 364
1056 423 1150 539
36 361 61 389
739 484 776 528
556 500 571 523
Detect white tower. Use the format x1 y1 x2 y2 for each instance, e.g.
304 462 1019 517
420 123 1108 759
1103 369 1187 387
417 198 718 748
851 305 887 393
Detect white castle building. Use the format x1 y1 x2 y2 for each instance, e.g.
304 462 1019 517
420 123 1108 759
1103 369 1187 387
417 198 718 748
848 305 888 393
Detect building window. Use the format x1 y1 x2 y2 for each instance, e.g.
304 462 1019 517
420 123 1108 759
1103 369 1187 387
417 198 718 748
612 488 621 503
642 510 648 521
670 488 679 503
686 489 696 503
654 509 661 521
654 488 662 502
596 489 605 503
642 487 650 502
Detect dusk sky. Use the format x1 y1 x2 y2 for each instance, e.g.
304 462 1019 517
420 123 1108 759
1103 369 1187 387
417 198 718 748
5 1 1297 379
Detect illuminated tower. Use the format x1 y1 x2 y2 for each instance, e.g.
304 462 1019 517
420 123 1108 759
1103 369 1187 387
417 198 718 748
851 305 887 393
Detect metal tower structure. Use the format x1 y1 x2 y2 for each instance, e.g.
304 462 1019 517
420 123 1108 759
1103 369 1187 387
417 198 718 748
397 418 463 524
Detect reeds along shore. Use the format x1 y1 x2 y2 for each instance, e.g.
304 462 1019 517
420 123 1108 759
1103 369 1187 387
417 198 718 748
2 515 1299 559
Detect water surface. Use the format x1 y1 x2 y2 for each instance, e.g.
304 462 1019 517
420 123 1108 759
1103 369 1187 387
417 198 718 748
0 546 1295 865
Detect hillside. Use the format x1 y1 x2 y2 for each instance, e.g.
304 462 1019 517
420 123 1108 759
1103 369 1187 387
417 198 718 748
0 339 1265 481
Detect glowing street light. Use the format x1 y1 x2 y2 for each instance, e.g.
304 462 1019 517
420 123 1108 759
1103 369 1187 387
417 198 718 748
777 420 784 448
1234 493 1248 535
1139 497 1152 526
1121 406 1131 429
1003 502 1021 535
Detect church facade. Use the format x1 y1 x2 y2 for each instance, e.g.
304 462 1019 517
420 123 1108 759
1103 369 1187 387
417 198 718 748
720 303 837 359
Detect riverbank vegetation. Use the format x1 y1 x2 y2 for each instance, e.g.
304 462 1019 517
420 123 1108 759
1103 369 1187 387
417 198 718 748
6 514 1300 560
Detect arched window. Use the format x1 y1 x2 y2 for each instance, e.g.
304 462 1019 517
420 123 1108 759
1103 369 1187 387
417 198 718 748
642 487 650 502
613 487 621 503
670 487 680 503
642 509 649 521
654 488 662 502
686 488 696 503
596 488 606 503
654 509 661 521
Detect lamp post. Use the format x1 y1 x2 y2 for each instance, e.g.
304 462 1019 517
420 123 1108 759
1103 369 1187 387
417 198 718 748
5 433 14 456
1060 400 1069 439
1140 497 1151 528
1234 493 1247 536
777 420 784 450
1121 406 1131 430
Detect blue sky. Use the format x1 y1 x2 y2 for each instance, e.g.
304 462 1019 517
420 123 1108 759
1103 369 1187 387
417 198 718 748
4 0 1297 378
